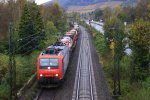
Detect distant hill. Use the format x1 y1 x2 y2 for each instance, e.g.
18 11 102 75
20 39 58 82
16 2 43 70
43 0 138 13
58 0 107 7
44 0 128 8
67 1 123 13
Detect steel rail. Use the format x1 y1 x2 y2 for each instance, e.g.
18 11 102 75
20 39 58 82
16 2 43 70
87 33 98 100
74 31 83 100
86 37 94 100
34 89 43 100
72 27 97 100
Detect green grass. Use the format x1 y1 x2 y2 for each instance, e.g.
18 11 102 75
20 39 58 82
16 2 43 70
0 84 10 99
120 78 150 100
0 54 9 82
15 51 40 89
0 50 41 99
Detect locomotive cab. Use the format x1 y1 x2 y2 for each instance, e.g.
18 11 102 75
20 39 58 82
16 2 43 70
37 45 70 85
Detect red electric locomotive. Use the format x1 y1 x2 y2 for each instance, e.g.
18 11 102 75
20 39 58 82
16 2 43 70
37 26 80 87
37 44 70 86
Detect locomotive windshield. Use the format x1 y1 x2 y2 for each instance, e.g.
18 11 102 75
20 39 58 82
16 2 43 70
49 59 58 67
40 58 58 69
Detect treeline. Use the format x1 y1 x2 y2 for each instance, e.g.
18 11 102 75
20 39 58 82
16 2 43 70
0 0 68 54
103 0 150 98
102 0 150 82
0 0 68 99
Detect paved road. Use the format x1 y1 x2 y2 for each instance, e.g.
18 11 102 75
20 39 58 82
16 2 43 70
86 21 104 34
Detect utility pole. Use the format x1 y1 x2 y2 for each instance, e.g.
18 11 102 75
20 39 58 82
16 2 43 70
12 23 16 100
109 28 121 97
113 40 121 97
9 0 17 100
9 22 17 100
9 22 13 100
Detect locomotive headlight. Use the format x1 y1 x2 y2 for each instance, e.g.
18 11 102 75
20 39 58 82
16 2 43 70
40 74 43 77
48 67 51 70
55 74 58 77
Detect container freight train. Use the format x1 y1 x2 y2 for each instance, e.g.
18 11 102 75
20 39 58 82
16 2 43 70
37 25 79 87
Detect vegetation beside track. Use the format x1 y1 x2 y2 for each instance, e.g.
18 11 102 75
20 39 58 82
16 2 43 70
80 20 150 100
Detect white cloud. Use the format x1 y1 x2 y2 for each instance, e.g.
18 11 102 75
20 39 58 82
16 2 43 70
35 0 52 5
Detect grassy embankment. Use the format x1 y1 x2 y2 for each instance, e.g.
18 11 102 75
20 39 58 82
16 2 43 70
0 38 56 99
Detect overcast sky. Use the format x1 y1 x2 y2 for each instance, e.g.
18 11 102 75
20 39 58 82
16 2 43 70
35 0 52 5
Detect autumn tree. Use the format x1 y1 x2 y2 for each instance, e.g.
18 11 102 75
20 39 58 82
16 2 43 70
114 5 127 22
129 19 150 82
16 0 27 19
94 9 103 21
122 0 150 22
103 6 127 48
44 21 58 46
48 2 68 33
103 9 125 62
0 0 17 52
104 16 125 95
102 7 112 21
0 1 11 41
135 0 150 21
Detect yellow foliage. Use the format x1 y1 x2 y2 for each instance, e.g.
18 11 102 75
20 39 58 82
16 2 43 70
110 41 115 50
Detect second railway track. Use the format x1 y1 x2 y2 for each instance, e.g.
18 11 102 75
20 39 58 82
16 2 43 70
72 27 98 100
35 88 57 100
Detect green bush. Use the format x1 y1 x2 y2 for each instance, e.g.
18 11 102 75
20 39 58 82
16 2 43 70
121 86 150 100
94 33 106 54
120 56 131 80
0 84 10 99
120 80 130 96
0 54 9 83
15 51 40 89
0 42 8 54
128 19 150 82
0 50 40 99
140 77 150 89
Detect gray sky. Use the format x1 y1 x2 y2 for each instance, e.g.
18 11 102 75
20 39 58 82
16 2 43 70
35 0 52 5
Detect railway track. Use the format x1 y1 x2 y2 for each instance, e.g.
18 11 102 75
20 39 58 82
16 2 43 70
34 87 57 100
34 89 43 100
34 26 98 100
72 27 98 100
